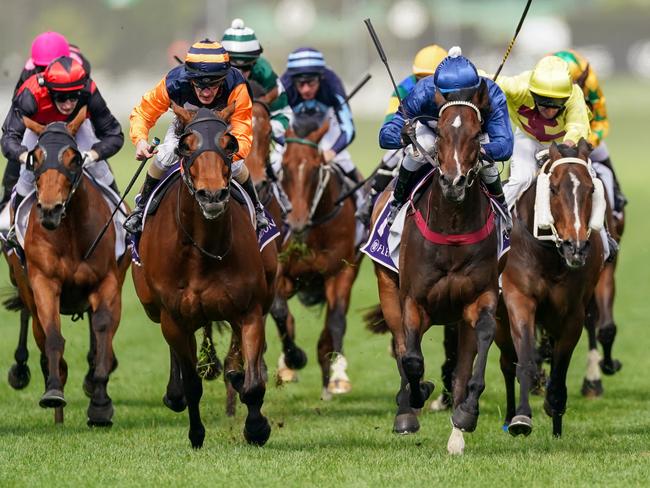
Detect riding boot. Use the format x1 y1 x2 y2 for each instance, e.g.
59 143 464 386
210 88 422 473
123 174 160 235
605 229 619 263
356 166 395 225
483 177 513 234
600 157 627 213
265 161 292 214
4 193 25 249
109 180 121 196
241 175 270 231
387 165 417 226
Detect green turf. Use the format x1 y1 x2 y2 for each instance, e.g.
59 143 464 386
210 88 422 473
0 78 649 486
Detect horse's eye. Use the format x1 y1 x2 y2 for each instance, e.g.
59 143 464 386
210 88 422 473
178 142 191 155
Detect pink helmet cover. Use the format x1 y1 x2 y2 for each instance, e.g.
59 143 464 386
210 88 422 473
30 31 70 67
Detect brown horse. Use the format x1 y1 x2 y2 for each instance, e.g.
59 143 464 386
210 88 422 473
370 85 498 454
132 105 277 448
273 113 360 398
496 139 605 437
5 109 130 425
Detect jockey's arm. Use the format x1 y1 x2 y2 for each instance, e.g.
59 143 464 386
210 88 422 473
481 80 514 162
329 94 355 155
87 85 124 160
0 90 36 162
584 70 609 146
226 83 253 161
563 84 591 145
379 78 431 150
129 76 171 148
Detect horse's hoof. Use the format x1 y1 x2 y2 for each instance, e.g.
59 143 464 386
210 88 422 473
581 378 604 398
39 389 66 409
429 393 451 412
87 401 114 427
452 405 478 433
277 367 298 384
393 413 420 434
600 359 622 376
163 394 187 413
244 417 271 446
189 426 205 449
447 427 465 455
83 374 94 398
8 363 30 390
321 387 333 401
327 378 352 395
508 415 533 437
284 347 307 370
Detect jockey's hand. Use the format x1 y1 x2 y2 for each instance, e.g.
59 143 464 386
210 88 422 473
135 139 156 161
563 139 576 148
82 150 99 164
18 152 28 164
400 120 416 146
321 149 336 163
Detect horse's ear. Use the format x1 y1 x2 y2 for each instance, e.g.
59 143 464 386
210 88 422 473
308 120 330 143
577 137 592 160
434 88 446 109
171 101 194 128
23 116 45 135
472 79 489 111
67 106 87 136
216 102 236 123
549 141 561 161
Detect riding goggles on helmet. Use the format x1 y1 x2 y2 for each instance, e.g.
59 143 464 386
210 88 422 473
51 90 82 102
191 76 225 89
532 92 568 109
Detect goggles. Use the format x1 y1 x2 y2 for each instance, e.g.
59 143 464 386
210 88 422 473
51 90 82 103
532 92 568 109
191 77 224 89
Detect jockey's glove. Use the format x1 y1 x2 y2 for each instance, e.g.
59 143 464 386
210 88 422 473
400 120 416 146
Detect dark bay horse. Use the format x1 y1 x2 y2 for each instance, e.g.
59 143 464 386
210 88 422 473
132 105 277 448
496 139 605 437
370 84 498 454
5 109 130 425
274 114 360 398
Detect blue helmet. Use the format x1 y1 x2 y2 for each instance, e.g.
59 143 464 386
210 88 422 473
434 46 480 94
286 47 326 78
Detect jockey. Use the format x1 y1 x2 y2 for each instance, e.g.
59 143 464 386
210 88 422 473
379 47 514 228
2 32 91 208
554 49 626 214
496 55 617 258
1 56 123 213
277 47 360 186
125 39 268 235
356 44 448 224
220 18 292 211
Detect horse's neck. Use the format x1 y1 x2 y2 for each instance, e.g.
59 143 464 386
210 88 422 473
422 178 487 232
64 178 92 225
178 183 232 253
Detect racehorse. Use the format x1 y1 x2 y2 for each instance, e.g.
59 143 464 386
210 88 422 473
496 139 605 438
370 84 498 454
273 112 360 398
5 108 130 425
132 104 277 448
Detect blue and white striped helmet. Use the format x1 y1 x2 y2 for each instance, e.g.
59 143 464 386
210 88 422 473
434 46 480 94
286 47 326 78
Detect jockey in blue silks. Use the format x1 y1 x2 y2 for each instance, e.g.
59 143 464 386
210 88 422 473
379 47 514 229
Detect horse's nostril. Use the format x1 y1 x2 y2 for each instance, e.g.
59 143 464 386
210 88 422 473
454 175 466 187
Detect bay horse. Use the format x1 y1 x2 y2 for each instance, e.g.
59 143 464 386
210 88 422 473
370 84 498 454
274 112 360 398
132 105 277 448
496 139 605 437
5 108 130 425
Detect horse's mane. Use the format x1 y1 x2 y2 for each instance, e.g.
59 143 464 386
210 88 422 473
291 110 327 138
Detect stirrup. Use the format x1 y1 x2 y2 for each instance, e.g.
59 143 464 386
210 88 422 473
255 207 270 231
123 208 144 235
386 201 403 227
3 224 20 250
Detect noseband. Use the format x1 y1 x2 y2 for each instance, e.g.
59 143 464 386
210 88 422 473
27 122 83 213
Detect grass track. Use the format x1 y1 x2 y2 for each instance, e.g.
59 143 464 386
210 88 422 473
0 78 648 486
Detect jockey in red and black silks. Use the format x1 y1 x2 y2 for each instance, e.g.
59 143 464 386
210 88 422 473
1 56 123 211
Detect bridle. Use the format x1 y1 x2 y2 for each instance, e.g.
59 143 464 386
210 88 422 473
27 122 84 217
175 109 234 260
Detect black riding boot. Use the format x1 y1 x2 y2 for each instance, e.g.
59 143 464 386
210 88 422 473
483 177 513 233
1 159 20 210
356 164 395 225
241 175 270 231
123 174 160 235
387 165 417 226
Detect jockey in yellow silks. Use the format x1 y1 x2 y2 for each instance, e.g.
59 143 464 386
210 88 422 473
554 49 626 214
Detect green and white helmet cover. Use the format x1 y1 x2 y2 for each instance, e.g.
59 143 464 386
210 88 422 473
221 18 263 60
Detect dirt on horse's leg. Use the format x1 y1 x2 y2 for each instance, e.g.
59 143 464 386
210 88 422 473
30 275 67 412
545 315 582 438
239 309 271 446
401 296 434 410
161 310 205 448
504 285 537 437
595 263 622 375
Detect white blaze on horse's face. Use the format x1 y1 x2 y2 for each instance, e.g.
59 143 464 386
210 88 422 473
451 115 462 129
569 171 582 240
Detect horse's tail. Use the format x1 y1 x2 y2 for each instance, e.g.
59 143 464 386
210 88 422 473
2 287 25 311
363 304 390 334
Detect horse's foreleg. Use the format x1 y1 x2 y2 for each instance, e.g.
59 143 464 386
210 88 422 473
401 296 434 410
431 323 457 412
595 263 621 375
239 309 271 446
545 314 582 437
163 347 187 412
582 297 603 397
321 267 356 397
503 284 537 437
494 302 517 428
160 310 204 448
271 291 306 379
224 324 244 417
8 308 31 390
30 275 67 410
